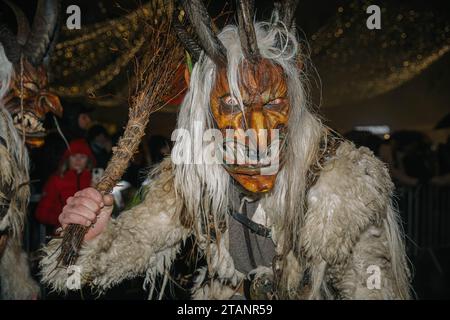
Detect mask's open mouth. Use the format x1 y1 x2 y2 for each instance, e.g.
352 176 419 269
224 163 275 175
12 112 46 138
221 140 282 176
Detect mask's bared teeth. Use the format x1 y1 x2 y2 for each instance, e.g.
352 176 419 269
222 141 235 165
248 148 258 160
236 144 245 163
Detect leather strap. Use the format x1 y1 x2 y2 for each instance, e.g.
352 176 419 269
228 209 272 238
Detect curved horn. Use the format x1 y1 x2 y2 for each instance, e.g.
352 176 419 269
275 0 299 30
0 24 20 63
180 0 227 66
23 0 60 66
237 0 260 63
173 9 202 62
3 0 30 45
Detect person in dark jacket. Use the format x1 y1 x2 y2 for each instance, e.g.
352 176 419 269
87 124 112 169
35 139 96 231
61 103 94 140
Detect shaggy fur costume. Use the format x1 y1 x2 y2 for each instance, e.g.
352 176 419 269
40 143 411 299
0 45 40 299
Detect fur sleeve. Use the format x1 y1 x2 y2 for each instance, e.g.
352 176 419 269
0 237 40 299
329 207 410 299
0 131 14 233
302 142 410 299
39 160 190 294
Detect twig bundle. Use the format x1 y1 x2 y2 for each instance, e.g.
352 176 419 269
57 9 185 267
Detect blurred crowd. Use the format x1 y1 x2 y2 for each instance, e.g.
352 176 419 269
344 129 450 188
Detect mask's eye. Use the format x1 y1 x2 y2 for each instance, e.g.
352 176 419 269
220 95 240 114
265 97 286 110
222 95 239 106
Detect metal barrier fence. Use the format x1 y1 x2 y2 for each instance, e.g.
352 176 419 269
397 186 450 254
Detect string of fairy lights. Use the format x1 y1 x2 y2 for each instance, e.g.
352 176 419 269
50 0 166 102
309 0 450 107
49 0 450 108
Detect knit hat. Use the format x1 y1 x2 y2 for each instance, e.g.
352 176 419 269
62 139 97 167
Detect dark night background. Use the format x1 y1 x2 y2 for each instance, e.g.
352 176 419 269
1 0 450 300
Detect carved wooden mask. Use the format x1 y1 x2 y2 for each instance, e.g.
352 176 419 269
210 59 289 193
2 59 62 147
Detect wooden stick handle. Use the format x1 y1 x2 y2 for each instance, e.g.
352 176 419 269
57 115 150 267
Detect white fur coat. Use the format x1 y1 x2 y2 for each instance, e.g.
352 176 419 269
40 141 410 299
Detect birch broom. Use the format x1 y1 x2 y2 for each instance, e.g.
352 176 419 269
57 7 185 267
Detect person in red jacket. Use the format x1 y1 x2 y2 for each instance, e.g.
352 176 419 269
35 139 96 231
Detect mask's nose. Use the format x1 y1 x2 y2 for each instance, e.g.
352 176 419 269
248 109 269 154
